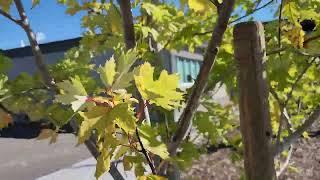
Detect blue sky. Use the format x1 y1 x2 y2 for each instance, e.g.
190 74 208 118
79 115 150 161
0 0 84 49
0 0 278 50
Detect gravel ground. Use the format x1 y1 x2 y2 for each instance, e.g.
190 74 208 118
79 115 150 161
182 136 320 180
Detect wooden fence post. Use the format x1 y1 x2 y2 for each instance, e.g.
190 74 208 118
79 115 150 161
233 21 275 180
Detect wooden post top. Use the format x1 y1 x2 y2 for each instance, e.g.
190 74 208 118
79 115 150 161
233 21 266 64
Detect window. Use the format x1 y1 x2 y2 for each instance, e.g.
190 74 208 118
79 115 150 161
176 56 202 83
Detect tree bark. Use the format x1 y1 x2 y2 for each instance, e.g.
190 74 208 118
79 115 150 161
234 21 276 180
9 1 124 179
14 0 54 88
117 0 152 125
275 107 320 155
118 0 136 49
169 0 236 155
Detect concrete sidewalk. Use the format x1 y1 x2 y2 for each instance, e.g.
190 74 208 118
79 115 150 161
36 158 136 180
0 134 91 180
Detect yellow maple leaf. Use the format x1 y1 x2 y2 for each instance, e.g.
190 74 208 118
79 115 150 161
134 63 183 110
95 149 111 179
188 0 215 13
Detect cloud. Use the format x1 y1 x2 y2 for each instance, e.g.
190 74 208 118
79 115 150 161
36 32 46 42
20 40 26 47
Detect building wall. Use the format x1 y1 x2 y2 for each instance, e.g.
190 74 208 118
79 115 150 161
8 48 230 122
8 52 65 79
8 50 170 80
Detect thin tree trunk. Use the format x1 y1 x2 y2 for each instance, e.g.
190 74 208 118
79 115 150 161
117 0 151 125
11 1 124 179
118 0 135 49
14 0 54 88
169 0 235 155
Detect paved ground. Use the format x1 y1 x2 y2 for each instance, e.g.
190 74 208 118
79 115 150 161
37 157 136 180
0 134 91 180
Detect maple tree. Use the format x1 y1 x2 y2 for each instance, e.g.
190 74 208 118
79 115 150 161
0 0 319 179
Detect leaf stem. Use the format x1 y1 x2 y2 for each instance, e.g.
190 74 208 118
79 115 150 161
135 128 157 175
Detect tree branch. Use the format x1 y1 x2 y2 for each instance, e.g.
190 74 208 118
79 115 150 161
3 1 124 179
267 46 320 57
117 0 151 125
169 0 235 155
274 58 316 147
275 107 320 155
136 128 157 175
284 57 317 106
209 0 221 13
0 9 22 26
266 46 288 56
276 144 293 178
229 0 274 24
278 0 284 49
193 0 274 36
13 0 54 88
69 119 124 180
117 0 136 49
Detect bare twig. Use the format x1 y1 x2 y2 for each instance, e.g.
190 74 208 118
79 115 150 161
284 57 317 106
276 145 294 177
117 0 151 125
209 0 221 7
267 46 320 57
13 0 55 88
136 128 157 175
0 9 22 26
266 46 288 56
278 0 284 49
229 0 274 24
209 0 221 13
278 57 317 137
117 0 135 49
275 0 285 146
193 0 274 36
275 107 320 155
1 1 124 179
169 0 235 155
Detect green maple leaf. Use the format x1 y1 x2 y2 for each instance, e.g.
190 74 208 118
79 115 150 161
95 149 111 179
111 103 137 134
55 76 90 111
78 102 136 144
98 56 116 88
112 49 138 90
46 104 74 128
134 63 183 110
78 106 110 144
138 124 169 160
